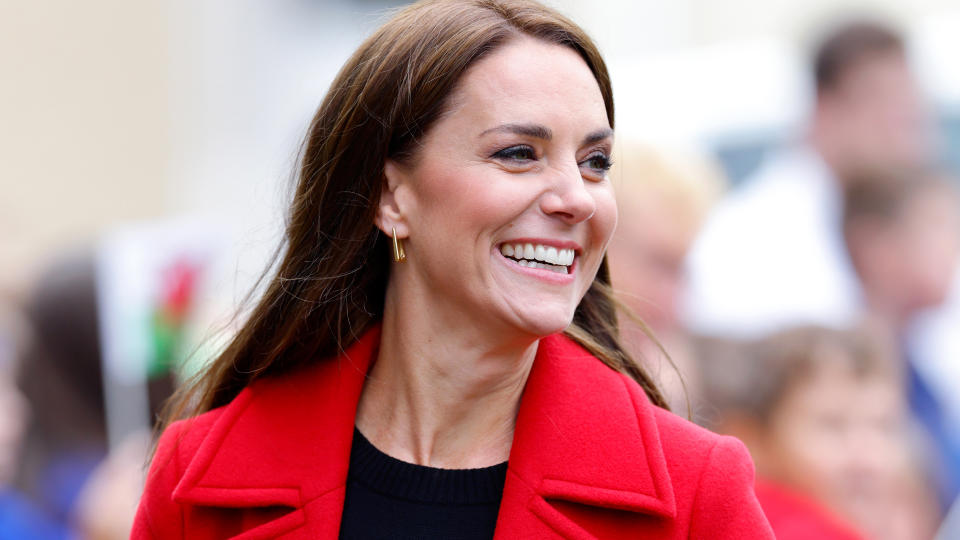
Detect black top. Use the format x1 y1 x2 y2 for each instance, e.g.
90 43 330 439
338 428 508 540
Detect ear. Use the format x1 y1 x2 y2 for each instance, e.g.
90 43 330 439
376 159 410 237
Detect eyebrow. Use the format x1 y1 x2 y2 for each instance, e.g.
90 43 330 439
583 128 614 146
479 123 613 146
479 123 552 140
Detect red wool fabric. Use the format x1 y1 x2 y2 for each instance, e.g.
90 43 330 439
132 326 774 538
755 479 865 540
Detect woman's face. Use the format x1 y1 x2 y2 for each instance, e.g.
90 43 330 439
383 37 616 337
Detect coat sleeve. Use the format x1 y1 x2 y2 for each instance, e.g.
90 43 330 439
688 435 774 539
131 421 188 539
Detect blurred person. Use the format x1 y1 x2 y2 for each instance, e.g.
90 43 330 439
13 239 192 539
683 21 960 520
0 304 65 538
14 240 187 538
843 170 960 339
15 249 109 534
133 1 774 538
607 143 724 414
684 19 937 337
697 327 940 540
72 430 151 540
843 169 960 508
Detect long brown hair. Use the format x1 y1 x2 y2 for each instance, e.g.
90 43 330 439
163 0 668 428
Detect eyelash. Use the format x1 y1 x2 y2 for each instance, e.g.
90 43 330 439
491 145 537 162
490 146 613 174
582 152 613 173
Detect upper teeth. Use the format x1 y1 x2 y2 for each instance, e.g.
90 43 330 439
499 243 575 266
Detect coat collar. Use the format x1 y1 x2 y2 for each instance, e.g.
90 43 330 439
172 324 675 531
503 334 676 519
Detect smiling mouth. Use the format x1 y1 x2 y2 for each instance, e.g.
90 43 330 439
499 243 575 274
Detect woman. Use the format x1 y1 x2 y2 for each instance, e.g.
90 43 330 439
133 1 773 538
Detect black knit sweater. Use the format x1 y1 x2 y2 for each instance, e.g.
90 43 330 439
338 428 508 539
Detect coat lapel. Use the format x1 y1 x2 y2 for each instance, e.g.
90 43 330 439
168 326 675 538
171 326 381 538
495 334 676 538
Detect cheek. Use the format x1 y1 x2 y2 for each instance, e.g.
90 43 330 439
592 187 618 245
410 160 467 208
408 166 491 232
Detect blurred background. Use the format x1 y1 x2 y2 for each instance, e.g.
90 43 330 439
2 0 959 538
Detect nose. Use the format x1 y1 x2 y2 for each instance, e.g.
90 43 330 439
539 162 596 224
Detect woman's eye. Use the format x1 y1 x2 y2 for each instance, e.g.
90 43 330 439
581 152 612 174
492 145 537 162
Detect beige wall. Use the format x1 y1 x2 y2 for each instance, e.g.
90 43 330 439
2 0 956 297
0 2 171 294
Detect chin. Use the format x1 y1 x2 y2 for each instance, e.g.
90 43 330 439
513 308 575 338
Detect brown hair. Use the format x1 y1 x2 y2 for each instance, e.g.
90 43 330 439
695 326 895 429
162 0 668 428
843 168 957 228
813 20 904 95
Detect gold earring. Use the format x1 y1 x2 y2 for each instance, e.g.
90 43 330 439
392 227 406 263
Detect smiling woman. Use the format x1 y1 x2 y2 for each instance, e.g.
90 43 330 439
378 37 617 341
132 1 774 538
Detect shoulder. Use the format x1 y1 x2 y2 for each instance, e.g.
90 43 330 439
530 337 772 536
649 396 747 465
151 405 227 473
132 404 228 538
618 370 772 535
624 373 772 535
143 402 231 488
648 400 757 494
138 368 312 493
611 365 756 479
542 333 758 484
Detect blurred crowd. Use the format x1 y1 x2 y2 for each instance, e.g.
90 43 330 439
611 20 959 540
1 12 959 540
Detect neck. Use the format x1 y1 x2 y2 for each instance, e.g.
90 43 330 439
863 292 910 337
355 280 537 469
808 123 847 182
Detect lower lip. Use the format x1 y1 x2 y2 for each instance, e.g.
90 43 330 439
496 250 577 285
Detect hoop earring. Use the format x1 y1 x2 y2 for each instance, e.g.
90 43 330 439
392 227 406 263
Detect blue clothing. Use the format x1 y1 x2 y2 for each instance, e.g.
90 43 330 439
907 360 960 509
0 489 68 540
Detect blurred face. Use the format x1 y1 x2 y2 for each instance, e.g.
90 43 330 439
853 187 960 317
763 355 909 532
895 188 960 311
821 53 934 174
383 37 617 337
608 192 695 332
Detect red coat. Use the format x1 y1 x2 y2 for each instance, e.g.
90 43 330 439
133 326 773 539
755 480 864 540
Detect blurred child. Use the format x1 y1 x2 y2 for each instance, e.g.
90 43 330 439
697 327 939 540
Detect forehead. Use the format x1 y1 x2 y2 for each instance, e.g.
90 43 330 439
835 52 911 93
446 37 609 129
